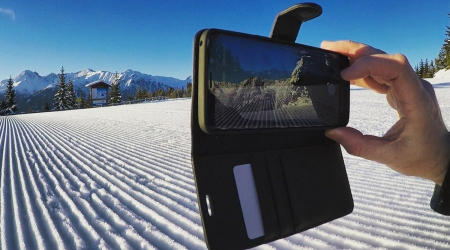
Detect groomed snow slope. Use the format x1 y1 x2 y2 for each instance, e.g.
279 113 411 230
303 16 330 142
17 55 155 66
1 85 450 249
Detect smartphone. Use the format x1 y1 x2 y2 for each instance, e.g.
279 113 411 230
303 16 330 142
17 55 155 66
197 29 350 134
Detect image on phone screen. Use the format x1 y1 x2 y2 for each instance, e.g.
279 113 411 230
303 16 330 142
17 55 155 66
204 31 349 131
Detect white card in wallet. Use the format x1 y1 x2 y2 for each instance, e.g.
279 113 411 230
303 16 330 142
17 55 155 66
233 163 265 239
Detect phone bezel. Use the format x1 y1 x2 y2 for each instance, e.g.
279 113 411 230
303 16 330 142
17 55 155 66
197 29 350 134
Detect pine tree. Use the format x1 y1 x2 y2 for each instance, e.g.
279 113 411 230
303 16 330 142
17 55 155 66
0 99 7 109
136 86 142 100
168 87 176 99
419 59 425 77
428 60 436 78
5 76 16 108
155 88 165 98
43 102 50 111
109 72 122 104
81 98 87 108
424 59 430 77
434 12 450 70
53 66 68 110
414 65 420 77
86 93 92 108
136 86 147 100
186 82 192 97
445 12 450 68
415 59 435 78
436 48 447 70
66 79 76 108
77 91 87 108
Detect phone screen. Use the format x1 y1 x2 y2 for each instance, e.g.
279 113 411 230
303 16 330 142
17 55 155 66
199 30 349 132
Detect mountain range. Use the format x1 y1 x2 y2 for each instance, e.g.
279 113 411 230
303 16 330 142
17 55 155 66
0 69 192 112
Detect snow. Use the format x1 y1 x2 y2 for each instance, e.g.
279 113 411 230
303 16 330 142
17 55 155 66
426 69 450 86
1 82 450 249
433 68 450 78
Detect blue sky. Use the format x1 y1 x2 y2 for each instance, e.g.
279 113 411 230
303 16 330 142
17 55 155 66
0 1 449 81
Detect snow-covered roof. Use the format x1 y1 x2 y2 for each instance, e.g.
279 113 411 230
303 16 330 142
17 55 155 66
85 80 112 88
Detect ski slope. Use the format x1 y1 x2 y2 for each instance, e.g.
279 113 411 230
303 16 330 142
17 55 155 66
2 78 450 249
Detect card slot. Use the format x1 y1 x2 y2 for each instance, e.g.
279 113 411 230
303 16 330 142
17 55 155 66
193 144 352 250
281 144 353 231
265 152 295 236
250 154 280 240
193 154 266 249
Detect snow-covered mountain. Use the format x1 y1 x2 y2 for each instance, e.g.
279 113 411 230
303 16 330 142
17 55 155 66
0 69 192 95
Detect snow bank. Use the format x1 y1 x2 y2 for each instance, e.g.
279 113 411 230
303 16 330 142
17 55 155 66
426 69 450 85
434 68 450 78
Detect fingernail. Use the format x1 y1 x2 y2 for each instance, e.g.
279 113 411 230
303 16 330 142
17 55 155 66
325 129 338 137
340 68 351 80
325 128 344 142
320 40 332 48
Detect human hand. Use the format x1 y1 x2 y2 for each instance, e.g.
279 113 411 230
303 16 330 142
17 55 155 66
321 40 450 185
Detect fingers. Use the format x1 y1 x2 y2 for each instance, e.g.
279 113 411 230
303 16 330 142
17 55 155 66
341 54 413 85
321 40 385 63
342 54 426 114
326 126 450 184
325 127 387 162
323 40 450 184
322 40 427 114
321 40 390 92
353 76 389 94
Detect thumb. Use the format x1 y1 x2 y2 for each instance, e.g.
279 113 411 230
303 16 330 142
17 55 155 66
325 127 385 161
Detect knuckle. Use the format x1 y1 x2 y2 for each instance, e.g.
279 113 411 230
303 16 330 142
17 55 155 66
391 53 409 65
345 143 362 157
